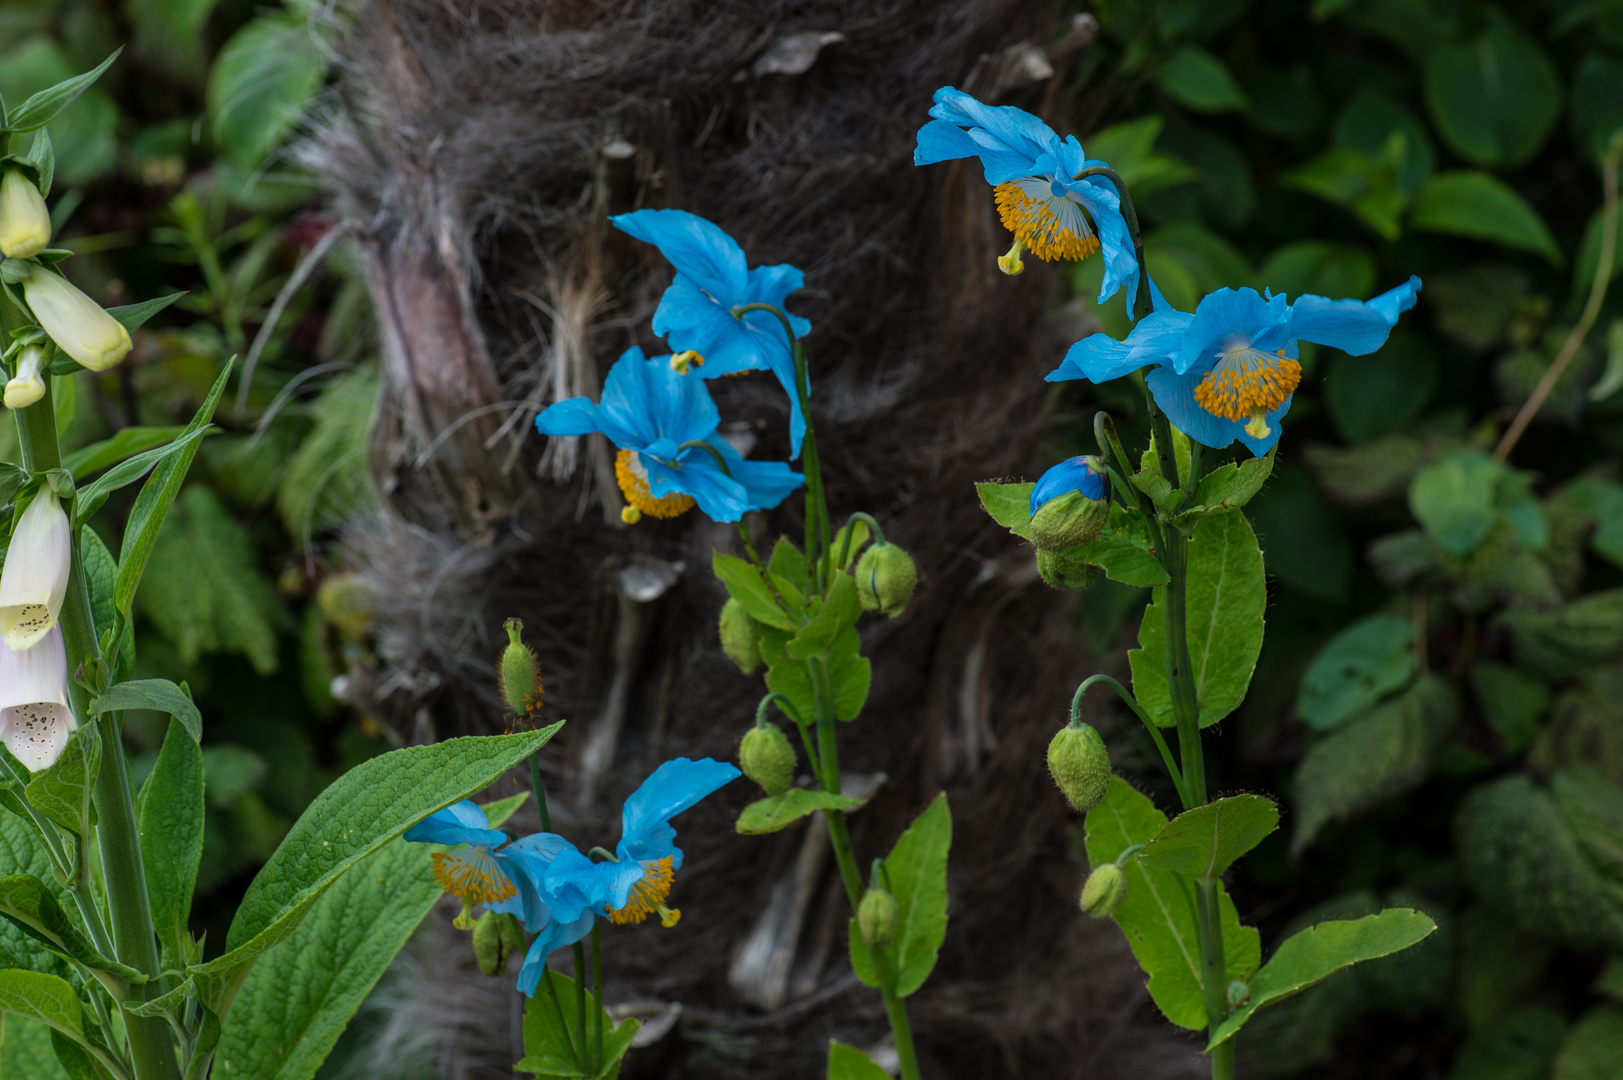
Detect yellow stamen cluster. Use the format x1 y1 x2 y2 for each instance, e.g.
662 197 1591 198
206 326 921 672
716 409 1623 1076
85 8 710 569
994 181 1102 263
608 856 679 926
615 450 696 521
1193 347 1302 424
432 849 517 905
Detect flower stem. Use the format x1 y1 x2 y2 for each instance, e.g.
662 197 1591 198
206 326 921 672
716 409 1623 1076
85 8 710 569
1070 675 1190 809
571 940 588 1068
590 923 604 1071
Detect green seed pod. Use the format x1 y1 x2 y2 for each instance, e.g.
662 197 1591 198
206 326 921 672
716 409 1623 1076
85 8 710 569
1036 549 1098 590
719 598 762 674
1079 863 1127 918
855 541 918 617
472 911 526 976
1029 489 1111 552
740 722 797 795
499 618 543 718
858 887 899 948
1047 722 1112 813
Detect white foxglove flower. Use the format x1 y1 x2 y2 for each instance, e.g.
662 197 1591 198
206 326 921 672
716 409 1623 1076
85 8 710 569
4 345 47 410
0 626 76 771
0 489 70 651
22 265 131 372
0 169 50 260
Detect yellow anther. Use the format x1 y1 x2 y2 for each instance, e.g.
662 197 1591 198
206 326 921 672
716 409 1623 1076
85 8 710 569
608 856 677 925
615 450 695 520
997 237 1027 276
670 350 705 374
1192 346 1302 424
432 848 517 906
993 179 1103 263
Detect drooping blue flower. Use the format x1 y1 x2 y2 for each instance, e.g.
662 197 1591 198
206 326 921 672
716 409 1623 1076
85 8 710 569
1031 456 1108 516
914 86 1140 310
1048 276 1423 455
535 346 803 523
488 834 606 996
405 800 527 923
610 209 813 456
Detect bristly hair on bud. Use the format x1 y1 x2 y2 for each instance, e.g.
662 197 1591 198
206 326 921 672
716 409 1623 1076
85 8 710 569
499 617 543 719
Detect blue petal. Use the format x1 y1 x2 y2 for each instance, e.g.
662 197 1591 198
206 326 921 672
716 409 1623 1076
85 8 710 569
914 118 984 166
1047 311 1193 384
502 834 614 925
745 263 808 315
1068 179 1139 309
617 757 741 865
652 275 731 339
728 455 805 512
534 397 603 439
592 347 671 448
1283 296 1397 356
515 910 600 997
403 801 508 847
928 87 1056 164
1366 275 1423 327
1146 366 1254 451
1031 457 1107 514
610 209 747 304
642 447 751 522
1176 288 1288 375
641 362 721 446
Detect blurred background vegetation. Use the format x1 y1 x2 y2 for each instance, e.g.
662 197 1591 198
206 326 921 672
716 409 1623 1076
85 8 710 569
6 0 1623 1076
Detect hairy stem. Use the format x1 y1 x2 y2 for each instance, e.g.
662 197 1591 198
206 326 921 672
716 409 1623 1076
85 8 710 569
1070 675 1190 809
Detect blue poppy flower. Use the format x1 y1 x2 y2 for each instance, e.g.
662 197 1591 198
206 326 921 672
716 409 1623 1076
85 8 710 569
914 86 1140 310
610 209 813 457
1031 456 1107 516
404 801 525 924
488 834 606 995
535 346 803 523
1048 277 1423 455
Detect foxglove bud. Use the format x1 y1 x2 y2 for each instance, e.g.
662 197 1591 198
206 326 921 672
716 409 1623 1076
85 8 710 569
0 489 71 651
739 722 796 796
1079 863 1126 918
22 265 132 372
472 911 526 976
1047 722 1111 813
1029 457 1109 551
0 627 76 771
855 542 917 617
4 345 47 410
719 598 761 674
498 618 543 718
858 887 899 947
1036 549 1098 590
0 169 50 259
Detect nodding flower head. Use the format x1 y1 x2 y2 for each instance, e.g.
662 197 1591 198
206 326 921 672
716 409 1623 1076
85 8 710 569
22 265 132 373
1029 457 1110 551
0 627 76 771
0 489 71 652
404 801 518 928
0 169 51 259
4 344 48 410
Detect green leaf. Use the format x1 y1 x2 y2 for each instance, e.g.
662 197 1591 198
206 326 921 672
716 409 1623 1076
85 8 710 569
1424 25 1559 169
92 679 201 744
275 371 378 538
848 793 951 997
1156 46 1249 113
0 971 85 1051
1561 477 1623 569
1067 504 1170 587
137 718 204 968
830 518 871 571
1 51 120 133
1292 675 1457 854
1469 661 1550 753
24 729 100 839
517 968 640 1078
768 536 808 594
104 292 186 335
975 481 1034 539
1450 1006 1568 1080
1296 613 1416 732
1175 448 1276 524
1409 172 1562 265
1084 779 1259 1029
1130 510 1265 728
73 426 212 526
0 463 28 506
736 790 862 835
827 1041 891 1080
1551 771 1623 884
206 14 326 168
0 874 145 982
62 427 186 482
787 573 859 660
765 628 870 722
0 1015 73 1080
713 552 794 630
1501 589 1623 680
1282 140 1407 241
1139 795 1280 881
0 805 72 980
1130 468 1184 514
187 725 562 1020
1408 450 1500 557
1084 117 1199 200
1206 909 1437 1049
479 792 529 829
1333 87 1435 198
1555 1004 1623 1080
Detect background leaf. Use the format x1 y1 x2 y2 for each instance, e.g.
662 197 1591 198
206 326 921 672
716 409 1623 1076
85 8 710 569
736 790 862 835
206 14 325 169
1424 25 1560 168
1296 613 1416 732
1156 46 1249 113
1409 172 1562 264
827 1041 892 1080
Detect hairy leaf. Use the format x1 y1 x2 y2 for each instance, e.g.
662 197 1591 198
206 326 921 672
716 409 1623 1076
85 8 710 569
138 718 205 968
1139 795 1280 881
517 968 640 1078
1296 613 1415 732
827 1041 891 1080
736 790 862 835
849 793 951 998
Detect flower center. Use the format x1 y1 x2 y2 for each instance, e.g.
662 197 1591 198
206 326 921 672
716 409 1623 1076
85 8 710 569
993 178 1102 263
431 845 517 905
1192 345 1302 428
614 449 696 523
608 856 680 927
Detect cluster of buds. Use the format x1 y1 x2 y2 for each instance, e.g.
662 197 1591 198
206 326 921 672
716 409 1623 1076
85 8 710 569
0 488 77 770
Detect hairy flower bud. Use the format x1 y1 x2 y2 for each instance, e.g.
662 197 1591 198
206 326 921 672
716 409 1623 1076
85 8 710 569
22 265 131 372
498 618 543 718
1036 548 1098 590
1047 722 1111 813
0 626 76 771
858 887 899 948
739 722 796 796
4 345 47 410
1030 489 1111 551
855 541 917 618
0 169 50 259
1079 863 1127 918
719 598 761 674
0 489 71 651
472 911 526 977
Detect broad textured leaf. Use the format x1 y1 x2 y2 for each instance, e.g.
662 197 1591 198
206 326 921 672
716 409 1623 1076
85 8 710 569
736 790 861 835
713 552 794 630
768 536 809 594
2 51 120 132
1409 172 1562 265
1157 46 1249 113
1292 675 1456 853
848 793 950 997
1130 510 1265 728
62 426 185 481
24 728 100 838
1501 589 1623 679
1207 909 1437 1048
1552 771 1623 882
189 725 561 1019
1068 503 1170 587
1562 477 1623 569
1554 1004 1623 1080
1084 779 1260 1029
93 679 202 744
517 968 640 1078
0 810 71 979
0 1015 73 1080
975 481 1034 538
1296 613 1415 731
1469 662 1550 752
1184 448 1275 517
138 718 204 968
0 874 143 982
1139 796 1280 881
1424 27 1559 168
1408 450 1501 557
827 1041 891 1080
206 14 325 168
0 971 84 1047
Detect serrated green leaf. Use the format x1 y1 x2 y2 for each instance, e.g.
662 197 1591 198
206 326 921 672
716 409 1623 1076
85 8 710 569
0 971 82 1047
0 874 145 982
736 790 861 835
1409 450 1501 556
138 718 204 968
62 427 186 482
0 1014 73 1080
517 968 640 1078
0 807 71 980
1207 909 1437 1049
827 1041 891 1080
713 552 793 630
93 679 201 744
787 573 859 660
2 51 120 133
24 728 99 838
1068 503 1170 587
1084 778 1259 1029
976 481 1034 538
1130 510 1265 728
1130 468 1184 513
1139 795 1280 881
188 725 561 1020
1409 172 1562 265
1501 589 1623 680
848 793 950 997
1185 448 1275 517
1296 613 1416 732
1552 771 1623 884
